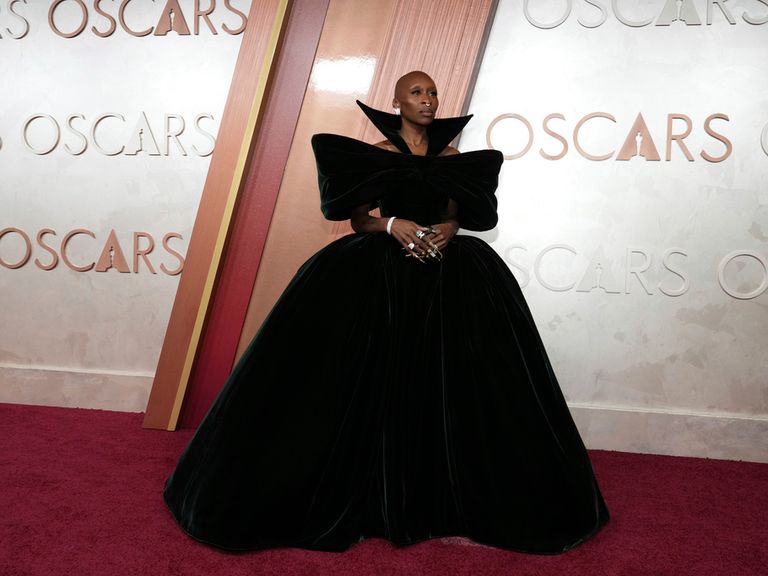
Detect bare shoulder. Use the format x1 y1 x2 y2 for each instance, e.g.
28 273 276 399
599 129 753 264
374 140 399 152
440 146 460 156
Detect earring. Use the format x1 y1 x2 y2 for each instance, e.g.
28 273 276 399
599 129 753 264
393 107 400 115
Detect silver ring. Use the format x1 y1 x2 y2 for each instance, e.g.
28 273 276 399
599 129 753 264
407 242 415 250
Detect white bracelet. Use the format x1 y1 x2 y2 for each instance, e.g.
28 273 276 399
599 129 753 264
386 216 396 235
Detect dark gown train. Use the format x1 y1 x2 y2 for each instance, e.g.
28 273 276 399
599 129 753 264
163 102 609 554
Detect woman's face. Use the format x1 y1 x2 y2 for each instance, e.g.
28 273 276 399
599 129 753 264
393 73 439 127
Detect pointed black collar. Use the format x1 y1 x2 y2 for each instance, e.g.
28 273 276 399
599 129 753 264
356 100 472 156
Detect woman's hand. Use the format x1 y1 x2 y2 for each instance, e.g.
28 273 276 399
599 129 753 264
427 221 458 250
390 218 431 258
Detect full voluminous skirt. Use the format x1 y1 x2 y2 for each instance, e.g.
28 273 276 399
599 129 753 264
163 233 609 553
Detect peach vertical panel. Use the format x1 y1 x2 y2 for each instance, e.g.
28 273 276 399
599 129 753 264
237 0 498 354
143 0 290 430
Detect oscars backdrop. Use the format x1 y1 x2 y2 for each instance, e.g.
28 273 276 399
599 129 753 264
460 0 768 461
0 1 250 410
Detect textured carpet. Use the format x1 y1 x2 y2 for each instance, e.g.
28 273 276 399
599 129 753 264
0 403 766 576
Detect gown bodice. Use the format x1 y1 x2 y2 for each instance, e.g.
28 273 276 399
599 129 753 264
375 174 449 225
312 99 503 231
311 136 503 231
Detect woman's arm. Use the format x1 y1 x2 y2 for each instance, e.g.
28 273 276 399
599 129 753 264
349 204 387 234
350 204 432 255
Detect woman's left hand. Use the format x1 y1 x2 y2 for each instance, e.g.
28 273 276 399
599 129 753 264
427 221 459 250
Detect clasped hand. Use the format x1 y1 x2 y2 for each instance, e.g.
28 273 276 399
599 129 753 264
390 218 458 262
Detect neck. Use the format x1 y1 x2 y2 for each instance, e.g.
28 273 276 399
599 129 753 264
398 118 429 154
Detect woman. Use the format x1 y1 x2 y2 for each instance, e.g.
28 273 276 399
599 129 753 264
163 71 609 554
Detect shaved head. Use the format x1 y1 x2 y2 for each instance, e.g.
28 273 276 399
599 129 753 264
394 71 435 100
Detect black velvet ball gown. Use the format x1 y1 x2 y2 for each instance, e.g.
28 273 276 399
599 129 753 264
163 101 609 554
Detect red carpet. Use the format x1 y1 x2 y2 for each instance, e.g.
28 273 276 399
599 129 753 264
0 403 765 576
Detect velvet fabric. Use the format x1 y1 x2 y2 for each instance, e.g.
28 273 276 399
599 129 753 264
163 106 609 554
313 134 500 231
